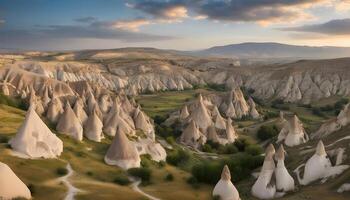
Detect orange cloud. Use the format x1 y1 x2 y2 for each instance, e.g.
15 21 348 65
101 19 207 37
111 19 151 32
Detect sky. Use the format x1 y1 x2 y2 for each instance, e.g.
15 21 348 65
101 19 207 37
0 0 350 51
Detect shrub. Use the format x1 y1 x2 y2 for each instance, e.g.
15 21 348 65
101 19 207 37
256 125 279 141
191 162 222 184
155 124 174 138
312 107 326 118
245 145 263 156
158 161 166 168
0 93 27 110
165 173 174 181
153 115 167 125
166 149 191 166
213 195 221 200
56 167 68 176
113 175 131 185
202 144 214 153
86 171 93 176
218 144 238 154
28 183 36 195
0 136 9 143
165 136 175 145
263 111 279 120
128 167 151 182
207 84 226 91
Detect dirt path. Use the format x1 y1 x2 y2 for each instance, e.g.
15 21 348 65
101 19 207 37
59 163 81 200
129 177 161 200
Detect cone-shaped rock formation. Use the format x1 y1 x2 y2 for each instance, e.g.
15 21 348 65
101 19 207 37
0 162 31 199
213 165 240 200
104 128 141 170
10 106 63 158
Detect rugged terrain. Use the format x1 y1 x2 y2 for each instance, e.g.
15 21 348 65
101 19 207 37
0 48 349 200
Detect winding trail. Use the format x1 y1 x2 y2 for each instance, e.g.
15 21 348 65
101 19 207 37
59 163 81 200
129 177 161 200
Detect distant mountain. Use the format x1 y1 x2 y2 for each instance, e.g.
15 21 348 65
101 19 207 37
195 42 350 59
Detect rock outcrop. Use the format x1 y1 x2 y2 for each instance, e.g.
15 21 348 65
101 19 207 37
180 120 206 148
187 94 213 132
46 97 64 123
104 128 141 170
296 141 349 185
252 144 276 199
83 109 104 142
10 106 63 158
312 103 350 139
275 145 294 192
0 162 32 200
56 102 83 141
213 165 240 200
277 115 308 147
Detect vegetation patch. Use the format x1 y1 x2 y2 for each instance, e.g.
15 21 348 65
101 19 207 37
128 167 152 183
256 125 279 141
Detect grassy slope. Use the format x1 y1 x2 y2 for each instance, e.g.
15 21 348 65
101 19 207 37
0 103 213 200
0 90 349 200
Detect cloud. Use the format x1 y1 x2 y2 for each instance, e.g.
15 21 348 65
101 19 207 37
0 19 175 50
128 0 188 22
75 16 98 23
333 0 350 11
128 0 328 25
280 18 350 35
107 18 151 32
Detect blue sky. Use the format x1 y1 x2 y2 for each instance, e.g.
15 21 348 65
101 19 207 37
0 0 350 50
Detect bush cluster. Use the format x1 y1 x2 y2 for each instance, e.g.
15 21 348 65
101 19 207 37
166 149 191 166
271 99 289 110
311 98 349 117
202 138 263 155
0 93 27 110
127 167 152 182
256 125 279 141
56 167 68 176
191 153 263 184
113 175 131 185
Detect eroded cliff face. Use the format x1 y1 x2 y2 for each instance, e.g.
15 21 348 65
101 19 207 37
202 58 350 104
2 52 350 104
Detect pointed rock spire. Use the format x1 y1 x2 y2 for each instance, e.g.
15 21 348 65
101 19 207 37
275 144 295 192
46 97 64 123
10 106 63 158
0 162 32 199
207 125 220 143
180 120 206 147
104 106 134 136
1 81 10 96
301 140 332 185
278 115 308 147
134 106 154 137
188 94 212 131
99 94 111 114
56 102 83 141
226 101 237 118
252 144 276 199
232 88 249 118
84 108 104 142
275 144 285 161
215 114 226 130
213 165 240 200
73 98 88 125
225 118 237 143
179 105 190 120
248 97 260 119
316 140 326 156
104 128 141 170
